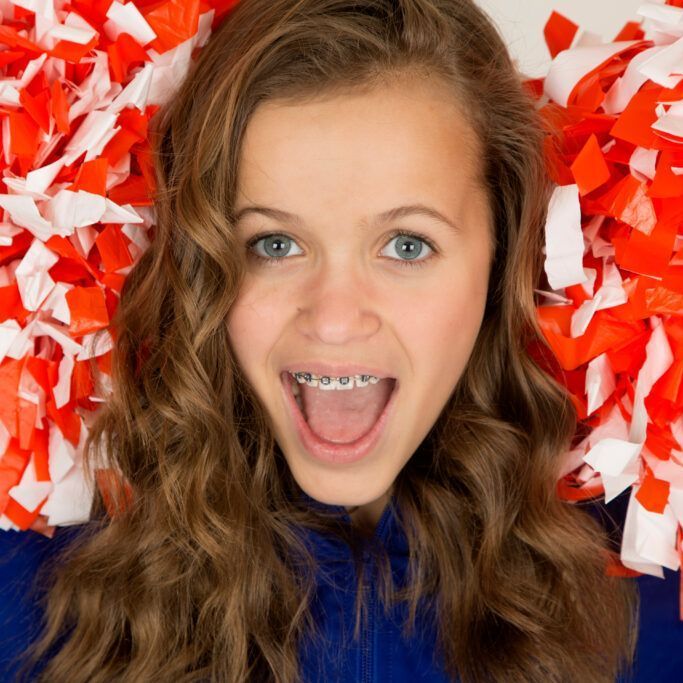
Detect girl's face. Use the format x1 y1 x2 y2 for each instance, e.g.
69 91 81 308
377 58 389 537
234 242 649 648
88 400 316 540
227 76 493 525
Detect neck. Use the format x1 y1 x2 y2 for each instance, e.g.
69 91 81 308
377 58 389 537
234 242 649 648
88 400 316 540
346 488 392 534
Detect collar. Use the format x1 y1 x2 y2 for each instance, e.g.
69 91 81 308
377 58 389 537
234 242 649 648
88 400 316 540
293 489 409 562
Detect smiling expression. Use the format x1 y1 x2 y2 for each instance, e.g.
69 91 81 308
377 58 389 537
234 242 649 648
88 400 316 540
226 74 494 522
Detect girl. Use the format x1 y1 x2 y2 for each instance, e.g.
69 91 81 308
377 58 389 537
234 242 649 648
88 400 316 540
2 1 639 681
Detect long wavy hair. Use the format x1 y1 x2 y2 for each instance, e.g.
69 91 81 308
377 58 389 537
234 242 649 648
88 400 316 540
16 1 638 681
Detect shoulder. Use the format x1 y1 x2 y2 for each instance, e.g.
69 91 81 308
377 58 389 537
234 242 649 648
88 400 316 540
585 492 683 683
0 525 86 680
0 526 58 627
631 570 683 683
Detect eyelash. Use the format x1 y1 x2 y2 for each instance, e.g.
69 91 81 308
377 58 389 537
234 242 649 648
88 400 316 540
245 229 438 269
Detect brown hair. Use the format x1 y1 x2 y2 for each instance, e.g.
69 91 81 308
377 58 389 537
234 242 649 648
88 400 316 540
16 1 638 681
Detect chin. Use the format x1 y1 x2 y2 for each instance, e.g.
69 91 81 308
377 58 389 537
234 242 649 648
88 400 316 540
296 475 393 510
274 428 403 510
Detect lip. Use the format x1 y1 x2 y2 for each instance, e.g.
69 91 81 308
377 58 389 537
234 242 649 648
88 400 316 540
281 362 396 379
279 372 400 465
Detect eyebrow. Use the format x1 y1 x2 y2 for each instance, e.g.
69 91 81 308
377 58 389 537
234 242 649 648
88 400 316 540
233 203 461 233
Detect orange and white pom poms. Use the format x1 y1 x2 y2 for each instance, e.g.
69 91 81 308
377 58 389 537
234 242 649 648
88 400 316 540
534 1 683 616
0 0 237 535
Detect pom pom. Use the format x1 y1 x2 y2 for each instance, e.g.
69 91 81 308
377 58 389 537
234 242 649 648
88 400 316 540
0 0 235 535
536 2 683 615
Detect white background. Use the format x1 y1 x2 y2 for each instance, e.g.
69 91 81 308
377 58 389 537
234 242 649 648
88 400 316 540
475 0 649 77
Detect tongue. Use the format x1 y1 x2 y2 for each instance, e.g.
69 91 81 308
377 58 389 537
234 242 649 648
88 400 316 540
300 379 394 443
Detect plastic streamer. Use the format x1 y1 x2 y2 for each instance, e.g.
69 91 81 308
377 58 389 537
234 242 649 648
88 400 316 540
0 0 236 537
531 1 683 620
0 0 681 620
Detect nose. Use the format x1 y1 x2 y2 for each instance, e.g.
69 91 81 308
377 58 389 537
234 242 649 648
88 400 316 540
295 263 381 345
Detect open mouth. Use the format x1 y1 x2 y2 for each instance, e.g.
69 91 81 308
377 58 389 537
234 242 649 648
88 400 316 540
279 371 400 464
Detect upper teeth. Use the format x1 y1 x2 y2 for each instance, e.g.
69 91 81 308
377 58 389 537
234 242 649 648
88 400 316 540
288 371 381 390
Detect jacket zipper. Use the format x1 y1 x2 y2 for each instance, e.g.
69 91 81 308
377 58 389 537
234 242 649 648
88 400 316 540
360 504 392 683
361 550 375 683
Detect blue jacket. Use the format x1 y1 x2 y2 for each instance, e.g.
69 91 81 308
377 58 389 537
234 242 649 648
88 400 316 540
1 494 682 682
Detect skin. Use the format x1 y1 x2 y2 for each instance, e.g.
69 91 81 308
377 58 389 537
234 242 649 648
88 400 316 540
226 74 493 532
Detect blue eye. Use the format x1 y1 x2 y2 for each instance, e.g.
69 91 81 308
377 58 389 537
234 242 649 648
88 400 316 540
248 234 304 260
380 233 434 265
246 230 436 268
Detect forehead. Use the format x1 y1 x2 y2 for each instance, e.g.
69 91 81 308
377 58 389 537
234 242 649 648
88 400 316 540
235 77 487 218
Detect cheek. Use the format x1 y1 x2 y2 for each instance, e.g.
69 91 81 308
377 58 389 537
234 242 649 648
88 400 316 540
398 275 487 376
226 282 287 378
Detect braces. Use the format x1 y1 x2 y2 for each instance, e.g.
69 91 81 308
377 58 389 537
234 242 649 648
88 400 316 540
289 371 380 386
